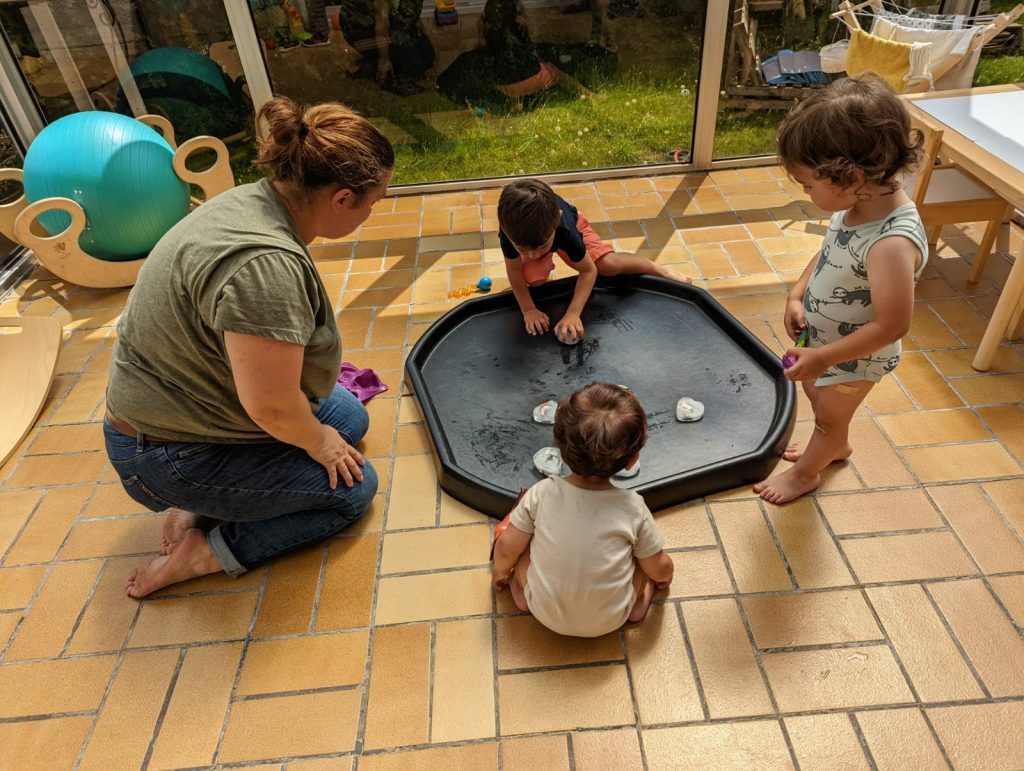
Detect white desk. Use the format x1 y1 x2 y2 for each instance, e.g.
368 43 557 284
905 84 1024 370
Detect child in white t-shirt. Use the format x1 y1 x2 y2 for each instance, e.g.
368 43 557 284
491 382 674 637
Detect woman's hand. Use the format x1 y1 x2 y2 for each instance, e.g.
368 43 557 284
554 312 584 343
309 424 365 489
784 297 806 342
523 308 550 335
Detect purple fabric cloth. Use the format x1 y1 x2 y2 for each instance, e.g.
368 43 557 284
337 362 388 403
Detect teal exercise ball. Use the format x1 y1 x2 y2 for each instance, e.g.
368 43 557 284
23 111 189 262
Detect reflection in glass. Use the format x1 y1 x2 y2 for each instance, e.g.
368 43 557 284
0 122 23 287
714 0 1024 161
0 1 254 179
263 0 704 184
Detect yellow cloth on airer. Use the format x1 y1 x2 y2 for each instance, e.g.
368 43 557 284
846 29 914 92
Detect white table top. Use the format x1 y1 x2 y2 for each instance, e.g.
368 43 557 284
915 90 1024 174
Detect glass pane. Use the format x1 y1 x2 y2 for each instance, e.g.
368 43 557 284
0 115 24 294
0 0 256 180
714 0 842 160
973 0 1024 88
714 0 1024 161
259 0 704 185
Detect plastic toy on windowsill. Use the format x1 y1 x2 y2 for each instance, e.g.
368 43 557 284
447 276 492 298
434 0 458 25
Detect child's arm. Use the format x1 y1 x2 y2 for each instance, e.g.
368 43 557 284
492 525 532 590
637 549 674 590
505 257 550 334
555 254 598 341
785 238 919 381
785 250 820 341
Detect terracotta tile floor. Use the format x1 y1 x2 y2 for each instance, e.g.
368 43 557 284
2 167 1024 769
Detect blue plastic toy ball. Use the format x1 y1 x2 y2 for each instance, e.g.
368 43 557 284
23 111 190 261
477 276 493 291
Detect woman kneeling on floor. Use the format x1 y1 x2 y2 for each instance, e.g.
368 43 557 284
104 96 393 598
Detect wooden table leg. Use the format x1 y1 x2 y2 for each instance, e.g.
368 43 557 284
973 250 1024 370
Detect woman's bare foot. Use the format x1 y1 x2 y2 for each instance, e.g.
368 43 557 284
655 265 693 284
627 579 655 622
126 528 221 599
753 467 821 504
782 442 853 463
161 508 200 555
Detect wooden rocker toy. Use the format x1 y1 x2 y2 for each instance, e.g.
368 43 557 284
0 315 62 467
0 111 235 289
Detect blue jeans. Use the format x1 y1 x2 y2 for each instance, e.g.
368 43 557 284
104 385 378 575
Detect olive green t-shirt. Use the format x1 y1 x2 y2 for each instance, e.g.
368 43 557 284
106 178 341 442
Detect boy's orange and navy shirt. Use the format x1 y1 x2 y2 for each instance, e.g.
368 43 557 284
499 195 587 263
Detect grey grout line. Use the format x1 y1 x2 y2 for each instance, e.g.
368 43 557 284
490 582 503 766
836 526 951 540
426 621 436 744
757 497 798 591
977 484 1024 552
210 566 269 767
233 683 362 702
564 732 576 771
140 647 187 770
846 712 880 771
0 488 46 565
914 706 956 771
673 601 711 722
57 559 109 659
307 543 333 635
0 710 98 724
920 582 993 701
757 639 888 655
71 645 130 771
616 624 650 771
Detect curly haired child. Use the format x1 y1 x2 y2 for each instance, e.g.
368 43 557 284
755 74 928 504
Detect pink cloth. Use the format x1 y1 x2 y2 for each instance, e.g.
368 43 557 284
337 362 388 403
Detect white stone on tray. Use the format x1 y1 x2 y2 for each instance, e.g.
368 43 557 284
675 396 705 422
614 462 639 479
557 329 581 345
534 446 568 477
532 399 558 424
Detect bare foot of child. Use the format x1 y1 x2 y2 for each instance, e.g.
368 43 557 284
753 467 821 504
627 578 655 622
656 265 692 284
782 441 853 463
161 508 200 555
126 528 221 599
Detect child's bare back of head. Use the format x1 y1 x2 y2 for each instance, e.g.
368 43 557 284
554 382 647 479
498 178 560 249
776 73 922 192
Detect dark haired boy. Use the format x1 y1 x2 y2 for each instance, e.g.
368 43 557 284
497 178 689 342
